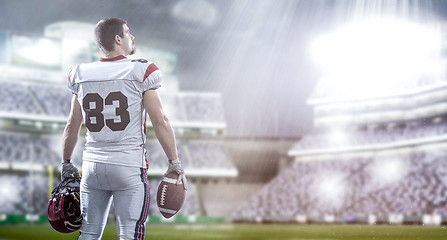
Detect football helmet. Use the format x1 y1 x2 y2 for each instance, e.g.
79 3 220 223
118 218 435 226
47 177 83 233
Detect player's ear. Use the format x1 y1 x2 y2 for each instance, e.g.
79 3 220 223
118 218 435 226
114 34 121 45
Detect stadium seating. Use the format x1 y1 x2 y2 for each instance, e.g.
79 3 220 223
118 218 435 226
0 82 43 115
233 150 447 220
0 134 59 165
146 141 190 169
0 175 48 214
188 143 235 169
181 94 225 122
146 141 235 171
235 77 447 221
28 84 72 117
291 120 447 151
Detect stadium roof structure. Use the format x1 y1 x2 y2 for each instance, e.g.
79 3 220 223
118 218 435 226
44 21 95 42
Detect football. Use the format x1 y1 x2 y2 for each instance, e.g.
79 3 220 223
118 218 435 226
156 172 186 218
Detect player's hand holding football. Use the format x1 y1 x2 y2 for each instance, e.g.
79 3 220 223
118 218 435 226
61 161 81 181
165 159 188 190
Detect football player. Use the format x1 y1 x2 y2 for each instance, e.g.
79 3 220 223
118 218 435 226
61 17 187 240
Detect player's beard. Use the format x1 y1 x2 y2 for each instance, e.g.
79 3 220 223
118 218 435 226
129 43 136 55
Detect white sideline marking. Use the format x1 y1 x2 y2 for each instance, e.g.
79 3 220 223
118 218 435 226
267 239 337 240
174 225 235 230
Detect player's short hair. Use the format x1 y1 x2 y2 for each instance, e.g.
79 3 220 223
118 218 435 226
95 18 127 54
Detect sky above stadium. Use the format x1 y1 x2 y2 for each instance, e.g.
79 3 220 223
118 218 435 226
1 0 447 137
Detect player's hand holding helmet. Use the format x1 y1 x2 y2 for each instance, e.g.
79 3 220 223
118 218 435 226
61 161 81 181
47 177 82 233
165 159 188 190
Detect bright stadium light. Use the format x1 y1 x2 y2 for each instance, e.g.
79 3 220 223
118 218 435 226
316 172 346 207
310 18 441 97
370 158 407 186
16 37 61 67
0 177 20 206
327 128 350 145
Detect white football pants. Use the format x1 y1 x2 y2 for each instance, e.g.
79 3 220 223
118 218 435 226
78 161 150 240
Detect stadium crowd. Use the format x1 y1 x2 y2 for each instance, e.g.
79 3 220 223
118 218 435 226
0 81 226 123
234 150 447 220
181 94 225 122
292 120 447 151
0 134 59 165
0 174 49 214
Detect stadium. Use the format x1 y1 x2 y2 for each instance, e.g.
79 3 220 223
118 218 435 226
1 0 447 239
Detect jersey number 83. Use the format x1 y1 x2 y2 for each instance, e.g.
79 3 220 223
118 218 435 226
83 91 130 132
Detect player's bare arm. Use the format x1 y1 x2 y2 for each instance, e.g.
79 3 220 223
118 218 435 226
144 89 188 190
143 89 177 160
61 95 83 180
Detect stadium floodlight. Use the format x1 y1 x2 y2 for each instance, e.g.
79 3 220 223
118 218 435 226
326 128 350 145
15 37 61 67
0 177 20 207
61 38 91 71
316 172 346 207
310 18 441 98
370 158 407 186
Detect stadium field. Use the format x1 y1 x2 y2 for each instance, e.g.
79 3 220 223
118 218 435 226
0 223 446 240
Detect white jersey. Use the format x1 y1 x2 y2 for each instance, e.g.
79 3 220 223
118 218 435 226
68 55 161 168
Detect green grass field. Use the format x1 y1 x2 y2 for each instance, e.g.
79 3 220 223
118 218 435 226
0 223 446 240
